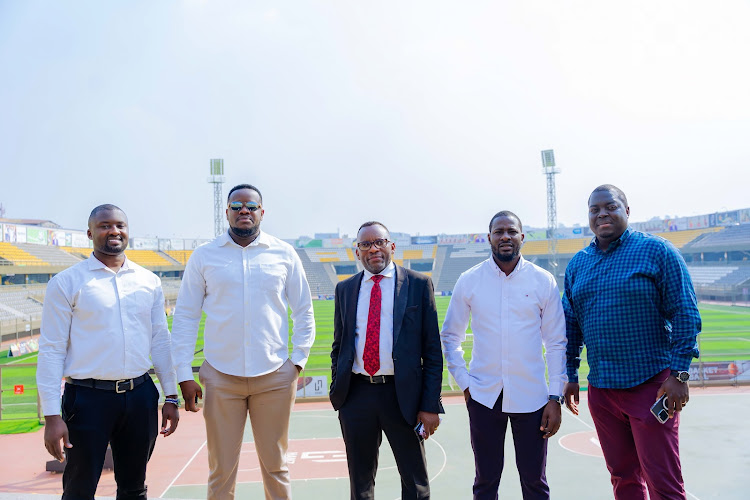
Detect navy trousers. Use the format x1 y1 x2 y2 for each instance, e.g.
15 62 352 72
467 392 549 500
338 377 430 500
61 376 159 500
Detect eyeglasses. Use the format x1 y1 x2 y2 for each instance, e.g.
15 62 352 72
228 201 261 212
356 239 390 250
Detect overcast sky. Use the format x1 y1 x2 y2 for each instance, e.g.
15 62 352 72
1 1 748 240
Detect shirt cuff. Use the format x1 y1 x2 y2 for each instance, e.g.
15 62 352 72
452 370 470 392
566 370 579 384
670 354 694 373
291 353 308 370
156 375 178 397
41 396 62 417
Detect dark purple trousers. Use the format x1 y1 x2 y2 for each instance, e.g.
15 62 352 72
588 369 685 500
467 392 549 500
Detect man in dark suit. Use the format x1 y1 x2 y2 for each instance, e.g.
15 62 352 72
330 221 444 500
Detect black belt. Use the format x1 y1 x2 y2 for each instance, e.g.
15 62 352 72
354 374 394 384
67 373 150 393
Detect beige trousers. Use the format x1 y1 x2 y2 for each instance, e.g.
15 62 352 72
199 359 298 500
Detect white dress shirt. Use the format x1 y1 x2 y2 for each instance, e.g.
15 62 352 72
171 230 315 382
37 255 177 416
352 262 396 376
441 256 567 413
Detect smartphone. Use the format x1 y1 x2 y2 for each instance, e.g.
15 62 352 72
650 393 669 424
414 422 426 441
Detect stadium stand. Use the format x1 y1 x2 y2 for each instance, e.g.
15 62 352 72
306 248 350 262
652 227 724 249
165 250 193 265
123 250 177 267
296 249 336 296
0 242 47 266
59 246 91 259
522 240 550 255
715 267 750 286
0 285 45 319
686 266 737 285
15 243 81 266
435 245 488 293
683 225 750 250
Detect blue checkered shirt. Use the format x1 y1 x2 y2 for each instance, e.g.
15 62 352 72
563 228 701 389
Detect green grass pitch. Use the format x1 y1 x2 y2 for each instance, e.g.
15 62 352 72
1 300 748 431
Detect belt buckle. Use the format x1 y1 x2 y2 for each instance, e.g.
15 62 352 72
368 375 384 384
115 379 133 393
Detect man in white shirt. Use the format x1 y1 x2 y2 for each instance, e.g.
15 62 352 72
37 204 179 500
172 184 315 500
440 211 567 500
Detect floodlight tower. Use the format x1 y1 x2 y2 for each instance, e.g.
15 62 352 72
541 149 560 275
208 159 226 237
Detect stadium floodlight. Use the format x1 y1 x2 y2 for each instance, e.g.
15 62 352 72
541 149 560 276
541 149 556 169
207 159 226 237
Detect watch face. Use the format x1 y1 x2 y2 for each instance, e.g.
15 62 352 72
673 371 690 382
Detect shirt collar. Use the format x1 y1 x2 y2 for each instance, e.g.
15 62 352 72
590 226 632 253
86 253 132 273
363 260 396 282
489 255 526 277
219 229 270 248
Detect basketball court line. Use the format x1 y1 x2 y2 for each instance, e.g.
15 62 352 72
158 439 207 498
557 394 706 500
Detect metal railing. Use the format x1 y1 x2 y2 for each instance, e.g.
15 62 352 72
0 363 43 422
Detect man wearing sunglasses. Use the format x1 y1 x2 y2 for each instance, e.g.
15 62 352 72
330 221 444 499
172 184 316 500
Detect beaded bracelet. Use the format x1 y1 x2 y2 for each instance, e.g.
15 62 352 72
164 397 180 407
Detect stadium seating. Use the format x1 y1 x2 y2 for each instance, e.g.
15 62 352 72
435 245 487 293
15 243 82 265
652 227 724 249
165 250 193 265
683 225 750 250
296 249 336 295
686 266 737 285
715 266 750 286
0 242 47 266
59 246 91 259
123 250 176 267
0 285 46 319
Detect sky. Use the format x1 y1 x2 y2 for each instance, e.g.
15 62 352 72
1 1 749 240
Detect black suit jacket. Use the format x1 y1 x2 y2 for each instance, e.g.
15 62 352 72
329 265 444 425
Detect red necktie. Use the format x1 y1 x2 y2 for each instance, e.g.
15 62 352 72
363 275 384 376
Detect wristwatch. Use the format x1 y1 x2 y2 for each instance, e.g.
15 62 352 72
548 395 564 404
670 370 690 383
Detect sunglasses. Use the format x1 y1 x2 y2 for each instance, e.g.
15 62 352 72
228 201 261 212
356 239 390 250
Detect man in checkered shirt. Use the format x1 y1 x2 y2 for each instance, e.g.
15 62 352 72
563 184 701 500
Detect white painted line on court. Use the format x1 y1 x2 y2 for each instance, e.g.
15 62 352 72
158 439 207 498
566 410 596 431
700 336 750 342
389 437 448 500
6 352 38 364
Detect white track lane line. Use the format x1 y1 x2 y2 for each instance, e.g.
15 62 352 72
158 439 207 498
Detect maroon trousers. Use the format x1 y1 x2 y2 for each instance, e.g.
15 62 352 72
588 369 685 500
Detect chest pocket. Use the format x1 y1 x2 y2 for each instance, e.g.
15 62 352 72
260 263 286 293
132 287 155 319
